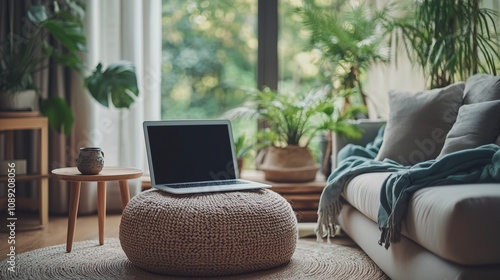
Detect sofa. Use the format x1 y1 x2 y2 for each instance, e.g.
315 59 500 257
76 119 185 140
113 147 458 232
326 74 500 280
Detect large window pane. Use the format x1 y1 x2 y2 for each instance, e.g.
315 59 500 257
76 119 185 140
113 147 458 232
161 0 258 168
161 0 257 121
278 0 326 92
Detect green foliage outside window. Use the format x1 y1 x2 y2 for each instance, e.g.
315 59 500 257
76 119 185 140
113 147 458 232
161 0 257 120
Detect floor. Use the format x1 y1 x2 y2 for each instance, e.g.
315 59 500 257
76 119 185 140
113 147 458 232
0 212 357 261
0 212 122 259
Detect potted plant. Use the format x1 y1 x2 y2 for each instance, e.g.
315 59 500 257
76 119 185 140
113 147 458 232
224 87 363 182
0 2 139 135
233 133 254 177
294 2 396 176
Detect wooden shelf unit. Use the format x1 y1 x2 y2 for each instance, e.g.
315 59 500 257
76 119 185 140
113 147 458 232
0 116 49 229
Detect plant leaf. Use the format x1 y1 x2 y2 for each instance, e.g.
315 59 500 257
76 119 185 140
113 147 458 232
27 5 49 23
42 18 86 53
39 96 74 135
85 61 139 108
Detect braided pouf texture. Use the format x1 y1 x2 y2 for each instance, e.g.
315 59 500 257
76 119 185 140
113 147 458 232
119 189 298 277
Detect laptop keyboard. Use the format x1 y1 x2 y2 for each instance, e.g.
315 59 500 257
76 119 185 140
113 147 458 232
168 179 248 189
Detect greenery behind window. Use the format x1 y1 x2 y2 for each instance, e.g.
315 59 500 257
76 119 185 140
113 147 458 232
161 0 257 120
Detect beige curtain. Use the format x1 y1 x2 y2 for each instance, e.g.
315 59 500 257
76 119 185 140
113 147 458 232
49 0 162 214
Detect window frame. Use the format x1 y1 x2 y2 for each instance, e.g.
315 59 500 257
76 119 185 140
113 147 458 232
257 0 278 92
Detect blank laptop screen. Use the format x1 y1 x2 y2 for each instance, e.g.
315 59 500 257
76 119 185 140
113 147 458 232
147 124 236 184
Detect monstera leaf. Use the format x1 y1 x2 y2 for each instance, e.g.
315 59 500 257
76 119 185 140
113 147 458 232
85 61 139 108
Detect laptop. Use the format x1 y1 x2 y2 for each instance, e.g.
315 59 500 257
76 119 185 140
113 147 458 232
143 119 271 194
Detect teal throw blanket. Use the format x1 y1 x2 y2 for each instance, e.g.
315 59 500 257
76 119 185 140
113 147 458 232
316 128 500 249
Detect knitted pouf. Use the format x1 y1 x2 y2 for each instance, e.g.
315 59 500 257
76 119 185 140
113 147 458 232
119 189 298 277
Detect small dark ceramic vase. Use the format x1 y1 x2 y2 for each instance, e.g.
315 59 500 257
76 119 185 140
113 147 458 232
76 147 104 175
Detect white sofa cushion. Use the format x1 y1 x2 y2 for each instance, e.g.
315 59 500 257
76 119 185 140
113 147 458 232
342 173 500 265
342 172 391 222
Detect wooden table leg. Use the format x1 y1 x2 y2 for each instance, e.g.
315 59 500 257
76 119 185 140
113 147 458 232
39 177 49 227
97 181 106 246
67 181 81 253
40 120 48 227
119 180 131 209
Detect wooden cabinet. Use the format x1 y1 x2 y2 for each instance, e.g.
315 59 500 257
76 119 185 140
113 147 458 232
242 170 325 222
0 115 49 229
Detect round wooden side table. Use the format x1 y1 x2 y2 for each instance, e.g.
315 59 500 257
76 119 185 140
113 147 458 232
51 166 143 252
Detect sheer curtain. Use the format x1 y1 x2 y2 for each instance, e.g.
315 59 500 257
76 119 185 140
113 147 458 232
50 0 162 214
364 0 426 119
364 35 426 119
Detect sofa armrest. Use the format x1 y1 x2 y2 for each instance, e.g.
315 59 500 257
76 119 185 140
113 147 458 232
331 119 386 169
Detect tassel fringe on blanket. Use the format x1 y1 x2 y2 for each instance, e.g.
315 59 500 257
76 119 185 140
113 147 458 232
316 199 342 242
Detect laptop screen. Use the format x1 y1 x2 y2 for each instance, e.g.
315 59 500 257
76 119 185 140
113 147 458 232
146 123 237 184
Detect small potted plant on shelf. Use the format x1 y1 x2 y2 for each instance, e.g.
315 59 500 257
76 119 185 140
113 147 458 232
0 2 139 135
233 134 254 177
224 87 363 182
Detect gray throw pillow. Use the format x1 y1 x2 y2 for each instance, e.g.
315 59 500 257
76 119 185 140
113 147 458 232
463 73 500 104
376 82 464 166
438 100 500 157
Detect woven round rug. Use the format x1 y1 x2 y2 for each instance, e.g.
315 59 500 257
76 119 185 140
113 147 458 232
0 238 388 280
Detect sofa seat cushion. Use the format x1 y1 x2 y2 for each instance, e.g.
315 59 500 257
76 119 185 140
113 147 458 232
342 172 392 222
342 173 500 265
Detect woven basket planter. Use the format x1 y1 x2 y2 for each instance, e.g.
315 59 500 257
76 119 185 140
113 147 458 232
119 189 298 277
259 146 320 182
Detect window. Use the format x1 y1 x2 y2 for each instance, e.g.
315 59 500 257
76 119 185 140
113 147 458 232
160 0 359 168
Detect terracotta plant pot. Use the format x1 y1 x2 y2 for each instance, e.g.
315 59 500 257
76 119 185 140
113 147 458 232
259 146 319 182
